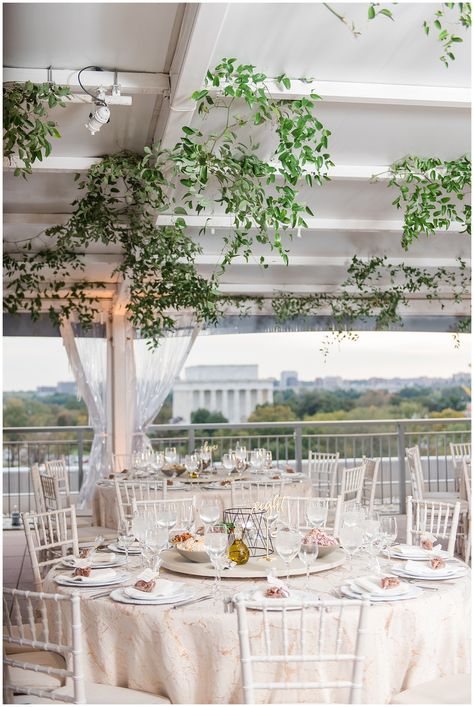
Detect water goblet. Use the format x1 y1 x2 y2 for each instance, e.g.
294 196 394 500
339 521 364 575
264 450 273 470
204 524 229 600
184 453 199 477
117 519 135 567
235 444 247 470
144 525 170 573
306 499 328 529
155 510 177 535
199 501 221 529
222 452 236 476
274 527 301 583
379 515 398 565
164 447 177 466
362 516 381 572
298 534 319 591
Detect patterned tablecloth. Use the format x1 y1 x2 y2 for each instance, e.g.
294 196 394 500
92 474 313 530
45 553 470 704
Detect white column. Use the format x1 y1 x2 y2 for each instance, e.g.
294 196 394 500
221 389 228 419
198 389 205 409
245 389 251 420
210 389 216 411
256 388 264 405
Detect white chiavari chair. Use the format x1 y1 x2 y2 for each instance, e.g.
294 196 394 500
115 479 167 524
132 497 196 530
460 458 471 563
230 480 287 508
235 595 370 704
22 507 79 591
406 445 461 503
30 464 46 514
279 495 343 536
360 457 380 515
44 458 71 507
3 588 170 704
450 442 471 492
340 465 366 507
406 496 461 557
307 451 339 497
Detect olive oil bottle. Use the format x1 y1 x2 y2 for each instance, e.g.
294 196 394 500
228 524 250 565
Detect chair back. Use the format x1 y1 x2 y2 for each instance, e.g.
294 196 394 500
405 446 425 500
230 480 286 508
307 451 339 497
406 495 461 556
3 588 85 704
279 495 343 536
44 458 71 506
115 479 167 524
39 472 62 512
450 443 472 492
132 497 195 530
30 464 46 514
340 465 365 505
22 506 79 591
235 596 369 704
361 458 380 515
461 457 471 506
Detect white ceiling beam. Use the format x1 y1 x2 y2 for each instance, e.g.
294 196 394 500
154 3 230 148
3 67 169 95
209 79 470 108
155 214 464 234
193 255 469 268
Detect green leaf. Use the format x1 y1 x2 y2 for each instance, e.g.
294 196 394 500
368 5 376 20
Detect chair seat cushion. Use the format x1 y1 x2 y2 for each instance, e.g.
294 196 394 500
12 681 170 704
5 650 66 689
391 674 471 704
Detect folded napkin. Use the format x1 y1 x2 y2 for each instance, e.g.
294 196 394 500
125 571 185 600
404 560 455 577
91 552 116 563
392 544 442 557
353 575 410 596
69 552 116 566
56 568 118 583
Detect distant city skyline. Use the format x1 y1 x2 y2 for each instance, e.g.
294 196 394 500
2 330 471 391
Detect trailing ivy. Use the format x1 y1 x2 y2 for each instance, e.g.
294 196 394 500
381 155 471 250
3 81 71 176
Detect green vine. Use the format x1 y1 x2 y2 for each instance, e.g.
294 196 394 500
3 81 71 176
381 155 471 250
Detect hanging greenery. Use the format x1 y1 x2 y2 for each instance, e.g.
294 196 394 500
3 60 333 341
379 155 471 250
3 81 71 176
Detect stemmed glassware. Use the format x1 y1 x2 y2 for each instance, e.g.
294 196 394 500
204 524 229 600
143 525 170 573
222 452 236 476
339 520 365 575
155 510 177 534
361 514 382 572
234 444 247 471
274 527 301 583
250 450 264 474
199 500 221 529
264 450 273 470
379 515 398 565
306 499 328 529
298 533 319 591
164 447 177 466
184 454 199 477
117 519 135 566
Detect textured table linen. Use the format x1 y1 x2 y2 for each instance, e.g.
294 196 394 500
92 476 312 529
45 556 470 704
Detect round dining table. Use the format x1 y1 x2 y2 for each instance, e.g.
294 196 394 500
92 472 313 530
45 551 470 704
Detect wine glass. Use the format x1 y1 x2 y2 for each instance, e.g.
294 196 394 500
362 516 381 572
274 527 301 583
204 524 229 600
339 521 364 574
222 452 236 476
150 451 164 474
199 501 221 529
235 444 247 470
155 510 177 534
379 515 398 565
117 519 135 566
250 450 263 474
164 447 177 466
177 501 195 532
132 512 150 565
184 454 199 476
144 525 170 573
298 534 319 591
264 450 273 470
306 499 328 529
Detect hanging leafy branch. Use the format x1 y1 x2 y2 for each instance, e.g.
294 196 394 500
3 81 71 176
380 155 471 250
423 3 471 66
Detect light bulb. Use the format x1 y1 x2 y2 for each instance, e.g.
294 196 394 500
85 104 110 135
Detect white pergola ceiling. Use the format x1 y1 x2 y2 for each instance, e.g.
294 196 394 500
3 2 471 326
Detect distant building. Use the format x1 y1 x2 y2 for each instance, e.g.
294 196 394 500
36 386 56 397
56 381 77 395
172 365 274 424
280 371 299 389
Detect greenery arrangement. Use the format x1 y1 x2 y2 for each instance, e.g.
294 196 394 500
3 81 71 176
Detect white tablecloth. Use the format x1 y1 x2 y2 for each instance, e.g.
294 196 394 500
45 555 470 704
92 475 313 530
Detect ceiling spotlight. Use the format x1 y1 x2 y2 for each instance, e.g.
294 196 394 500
85 103 110 135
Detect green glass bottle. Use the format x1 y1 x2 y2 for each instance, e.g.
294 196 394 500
228 524 250 565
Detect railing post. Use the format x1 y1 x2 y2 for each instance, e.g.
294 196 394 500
77 429 84 493
396 422 406 515
188 427 195 454
294 425 303 474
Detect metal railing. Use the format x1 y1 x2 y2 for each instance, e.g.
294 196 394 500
3 417 471 514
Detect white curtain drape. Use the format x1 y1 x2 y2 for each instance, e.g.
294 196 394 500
131 312 200 454
60 320 109 509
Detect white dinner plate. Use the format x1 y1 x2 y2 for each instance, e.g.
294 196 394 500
390 566 467 581
109 587 197 606
108 542 142 555
61 555 127 569
341 583 423 602
387 547 451 561
234 588 317 610
54 571 131 588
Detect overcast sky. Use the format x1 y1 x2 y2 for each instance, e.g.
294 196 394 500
2 330 471 391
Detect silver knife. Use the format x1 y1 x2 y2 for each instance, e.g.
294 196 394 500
171 594 212 609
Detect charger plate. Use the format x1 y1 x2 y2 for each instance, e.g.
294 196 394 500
160 548 345 579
